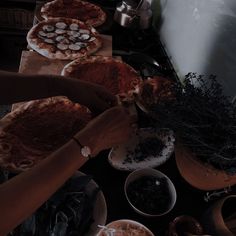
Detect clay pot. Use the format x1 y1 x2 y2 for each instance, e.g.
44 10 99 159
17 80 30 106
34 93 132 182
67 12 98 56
201 195 236 236
167 215 204 236
175 145 236 191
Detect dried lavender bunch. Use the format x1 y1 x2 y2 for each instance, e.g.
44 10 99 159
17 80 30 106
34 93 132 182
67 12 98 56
149 73 236 173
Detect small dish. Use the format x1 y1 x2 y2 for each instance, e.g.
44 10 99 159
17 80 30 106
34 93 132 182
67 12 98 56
13 171 107 236
108 128 175 171
97 219 155 236
124 168 177 217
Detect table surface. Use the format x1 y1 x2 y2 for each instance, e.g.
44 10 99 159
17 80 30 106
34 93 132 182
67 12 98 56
14 42 236 236
79 149 211 235
1 13 235 236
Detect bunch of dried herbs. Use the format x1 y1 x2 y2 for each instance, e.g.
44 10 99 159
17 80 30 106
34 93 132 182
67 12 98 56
149 73 236 174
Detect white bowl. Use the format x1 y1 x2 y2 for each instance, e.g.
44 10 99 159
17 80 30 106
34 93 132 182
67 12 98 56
124 168 177 217
96 219 155 236
108 128 175 171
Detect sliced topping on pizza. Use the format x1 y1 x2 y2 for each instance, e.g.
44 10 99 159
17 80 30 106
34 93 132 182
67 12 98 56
67 31 80 37
75 42 87 47
70 23 79 31
57 43 68 50
43 25 55 32
38 31 47 37
69 36 77 42
61 38 70 44
46 32 57 38
56 35 65 42
55 29 66 34
44 38 54 44
69 44 81 50
56 22 67 29
38 35 46 40
79 34 90 41
72 31 81 37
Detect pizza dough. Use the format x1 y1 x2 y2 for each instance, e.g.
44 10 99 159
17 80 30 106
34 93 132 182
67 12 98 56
41 0 106 27
61 56 142 96
0 97 91 173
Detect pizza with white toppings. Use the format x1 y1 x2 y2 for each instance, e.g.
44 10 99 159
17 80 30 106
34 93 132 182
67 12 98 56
0 97 91 173
27 17 102 60
41 0 106 27
61 56 142 97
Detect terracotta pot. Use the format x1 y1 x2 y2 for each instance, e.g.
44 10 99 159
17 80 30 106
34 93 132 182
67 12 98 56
167 215 204 236
201 195 236 236
175 145 236 190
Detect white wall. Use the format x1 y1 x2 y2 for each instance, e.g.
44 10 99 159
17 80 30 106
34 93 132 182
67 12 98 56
154 0 236 98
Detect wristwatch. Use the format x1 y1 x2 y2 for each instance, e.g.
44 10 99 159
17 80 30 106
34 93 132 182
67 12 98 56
72 137 92 159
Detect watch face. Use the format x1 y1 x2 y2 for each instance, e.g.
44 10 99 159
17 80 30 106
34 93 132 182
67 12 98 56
81 146 92 158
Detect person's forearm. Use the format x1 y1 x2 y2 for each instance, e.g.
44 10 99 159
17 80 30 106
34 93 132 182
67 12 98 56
0 135 91 235
0 70 63 104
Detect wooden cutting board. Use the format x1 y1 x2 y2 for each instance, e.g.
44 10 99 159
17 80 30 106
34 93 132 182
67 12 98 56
19 34 112 75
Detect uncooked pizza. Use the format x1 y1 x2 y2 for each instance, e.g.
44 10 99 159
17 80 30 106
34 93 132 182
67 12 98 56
41 0 106 27
61 56 142 97
27 17 102 60
0 97 91 173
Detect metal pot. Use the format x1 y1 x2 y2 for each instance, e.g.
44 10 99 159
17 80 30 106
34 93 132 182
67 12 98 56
114 0 152 29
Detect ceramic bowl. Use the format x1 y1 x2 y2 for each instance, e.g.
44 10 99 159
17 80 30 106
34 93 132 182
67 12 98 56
124 168 177 217
108 128 175 171
96 219 155 236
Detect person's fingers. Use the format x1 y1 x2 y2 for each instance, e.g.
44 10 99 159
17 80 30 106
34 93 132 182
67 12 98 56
122 107 138 122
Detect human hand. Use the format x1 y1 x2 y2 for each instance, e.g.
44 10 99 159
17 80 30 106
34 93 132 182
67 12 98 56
76 106 137 156
58 78 117 114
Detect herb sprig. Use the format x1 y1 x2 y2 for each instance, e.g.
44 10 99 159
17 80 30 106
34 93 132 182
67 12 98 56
149 73 236 173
